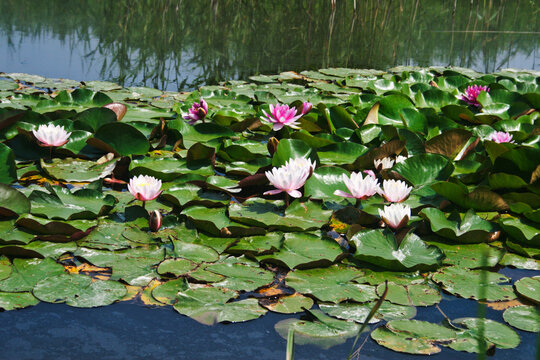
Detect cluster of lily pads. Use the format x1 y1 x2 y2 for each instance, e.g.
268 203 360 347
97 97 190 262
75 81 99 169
0 66 539 356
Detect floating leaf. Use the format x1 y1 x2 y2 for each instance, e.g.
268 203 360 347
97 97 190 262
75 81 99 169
514 276 540 304
503 305 540 333
376 282 441 306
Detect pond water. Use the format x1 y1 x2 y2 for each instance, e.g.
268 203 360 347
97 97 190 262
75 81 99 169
0 0 538 91
0 267 537 359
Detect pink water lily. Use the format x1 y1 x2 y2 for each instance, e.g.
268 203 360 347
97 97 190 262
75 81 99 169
334 172 380 200
378 203 411 230
261 103 302 131
183 98 209 124
378 179 412 203
32 124 71 147
490 131 514 144
460 85 489 107
264 163 310 199
301 102 312 115
363 170 376 179
128 175 162 202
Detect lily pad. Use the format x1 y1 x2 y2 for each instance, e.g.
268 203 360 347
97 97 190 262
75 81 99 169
0 291 39 310
0 258 65 292
0 184 31 217
376 282 441 306
371 327 441 355
350 229 444 271
319 301 416 323
33 273 126 308
503 305 540 333
432 266 516 301
514 276 540 304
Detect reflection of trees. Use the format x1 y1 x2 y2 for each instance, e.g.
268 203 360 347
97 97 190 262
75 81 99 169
0 0 538 90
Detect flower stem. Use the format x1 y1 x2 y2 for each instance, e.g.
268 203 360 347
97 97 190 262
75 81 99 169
142 201 146 209
285 193 290 208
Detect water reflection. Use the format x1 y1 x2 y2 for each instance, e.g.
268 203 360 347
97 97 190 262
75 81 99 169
0 0 538 90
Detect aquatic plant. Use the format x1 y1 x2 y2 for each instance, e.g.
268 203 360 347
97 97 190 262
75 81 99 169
264 163 310 200
460 85 489 107
261 103 302 131
378 180 412 203
183 98 208 124
127 175 162 204
32 124 71 147
378 203 411 230
374 157 394 170
301 102 312 115
333 172 380 200
490 131 514 144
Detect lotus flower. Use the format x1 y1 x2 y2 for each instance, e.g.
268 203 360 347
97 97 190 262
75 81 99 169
378 179 412 203
261 103 302 131
32 124 71 147
264 164 310 199
301 102 312 115
183 98 208 124
460 85 489 107
378 203 411 230
284 157 316 174
128 175 162 202
490 131 514 144
334 172 380 200
374 157 394 170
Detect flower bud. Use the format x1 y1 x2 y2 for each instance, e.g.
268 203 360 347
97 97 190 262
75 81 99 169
267 137 279 156
148 210 162 232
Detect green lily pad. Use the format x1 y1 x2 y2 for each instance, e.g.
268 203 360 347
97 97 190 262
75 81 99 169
499 217 540 247
205 262 274 291
285 265 377 303
452 317 520 350
0 184 31 217
303 166 349 201
29 186 116 220
376 282 441 306
319 301 416 324
275 310 360 349
428 242 504 268
0 258 65 292
41 157 116 183
371 327 441 355
260 293 314 314
226 232 282 255
0 256 12 280
75 246 164 286
256 232 343 269
503 305 540 333
350 229 444 271
514 276 540 304
0 291 39 310
499 253 540 270
174 286 265 325
171 240 220 263
157 258 198 277
229 199 332 232
33 273 126 308
432 266 516 301
392 153 454 187
151 278 188 305
420 208 499 243
387 319 457 341
0 143 17 184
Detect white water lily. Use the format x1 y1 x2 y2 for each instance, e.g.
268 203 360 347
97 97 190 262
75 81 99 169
378 203 411 230
378 179 412 203
284 157 316 174
334 172 380 200
264 163 310 198
32 124 71 147
395 155 409 164
128 175 162 201
374 157 394 170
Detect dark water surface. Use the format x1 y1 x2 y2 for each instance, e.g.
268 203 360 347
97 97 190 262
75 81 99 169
0 267 537 360
0 0 538 91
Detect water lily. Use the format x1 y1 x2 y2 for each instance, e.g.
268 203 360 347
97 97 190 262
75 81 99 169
378 179 412 203
284 156 316 174
460 85 489 107
301 102 312 115
264 164 310 200
128 175 162 206
395 155 409 164
261 103 302 131
183 98 208 124
32 124 71 147
363 170 376 179
490 131 514 144
334 172 380 200
378 203 411 230
374 157 394 170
